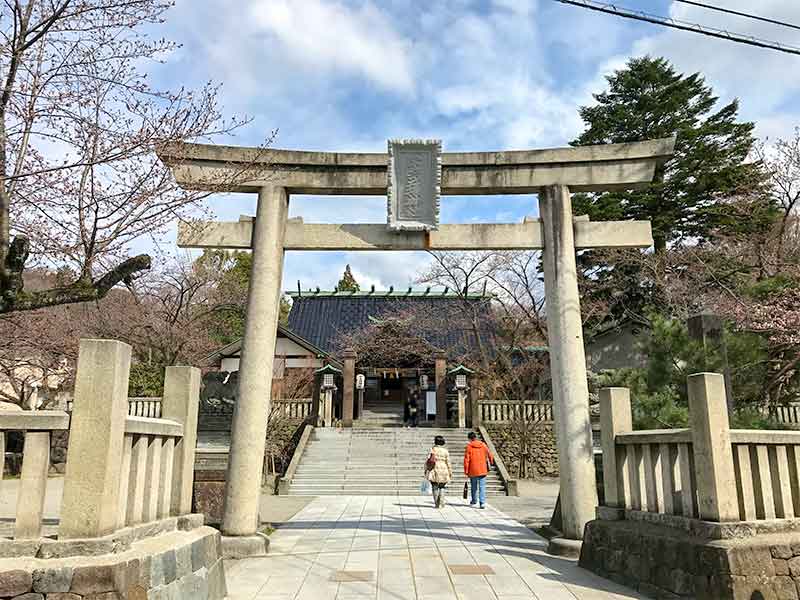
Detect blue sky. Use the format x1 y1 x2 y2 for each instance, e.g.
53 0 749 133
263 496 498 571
149 0 800 291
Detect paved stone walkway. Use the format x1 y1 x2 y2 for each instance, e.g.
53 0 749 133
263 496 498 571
225 496 642 600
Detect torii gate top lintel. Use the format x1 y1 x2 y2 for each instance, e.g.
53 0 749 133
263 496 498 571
158 136 675 195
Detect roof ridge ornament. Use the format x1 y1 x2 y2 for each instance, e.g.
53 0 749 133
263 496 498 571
387 138 441 232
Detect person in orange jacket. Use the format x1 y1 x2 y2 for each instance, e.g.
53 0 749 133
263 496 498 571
464 431 494 508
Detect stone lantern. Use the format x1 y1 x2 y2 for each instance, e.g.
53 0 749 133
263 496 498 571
448 364 474 428
315 363 341 427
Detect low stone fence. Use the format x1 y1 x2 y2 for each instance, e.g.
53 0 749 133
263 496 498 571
272 398 313 419
66 396 163 418
770 402 800 428
581 373 800 600
478 401 554 424
0 339 226 600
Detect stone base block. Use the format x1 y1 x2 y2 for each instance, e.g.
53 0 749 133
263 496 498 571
580 517 800 600
546 537 582 559
193 481 226 526
0 526 226 599
221 534 270 559
596 506 625 521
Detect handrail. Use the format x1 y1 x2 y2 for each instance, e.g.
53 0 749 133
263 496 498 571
0 411 70 431
278 424 313 495
124 416 183 437
729 429 800 444
615 429 691 445
478 425 518 496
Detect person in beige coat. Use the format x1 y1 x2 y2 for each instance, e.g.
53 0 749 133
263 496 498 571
425 435 453 508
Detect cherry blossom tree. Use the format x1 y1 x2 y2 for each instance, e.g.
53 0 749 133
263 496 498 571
0 0 252 314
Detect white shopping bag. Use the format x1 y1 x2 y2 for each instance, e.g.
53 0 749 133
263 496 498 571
419 479 431 495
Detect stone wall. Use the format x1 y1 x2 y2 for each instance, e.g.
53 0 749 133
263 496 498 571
581 517 800 600
0 519 225 600
485 424 558 478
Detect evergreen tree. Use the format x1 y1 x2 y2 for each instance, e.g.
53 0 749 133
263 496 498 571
335 264 360 292
572 56 762 252
571 57 769 326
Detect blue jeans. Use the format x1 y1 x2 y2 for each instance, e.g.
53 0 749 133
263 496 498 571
469 476 486 506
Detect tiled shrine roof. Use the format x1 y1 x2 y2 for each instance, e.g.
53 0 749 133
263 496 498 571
286 288 495 359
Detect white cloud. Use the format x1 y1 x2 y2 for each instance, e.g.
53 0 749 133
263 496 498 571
248 0 414 95
629 0 800 137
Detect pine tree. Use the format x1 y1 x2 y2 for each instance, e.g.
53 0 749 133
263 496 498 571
570 57 769 326
572 56 762 252
335 264 360 292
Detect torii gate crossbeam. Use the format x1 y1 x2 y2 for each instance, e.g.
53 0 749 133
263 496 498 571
158 136 674 555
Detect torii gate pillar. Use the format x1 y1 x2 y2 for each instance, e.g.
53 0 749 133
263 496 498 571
158 134 674 554
221 185 287 539
540 184 597 545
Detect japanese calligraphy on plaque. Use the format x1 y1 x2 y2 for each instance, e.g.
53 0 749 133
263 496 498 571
387 139 441 231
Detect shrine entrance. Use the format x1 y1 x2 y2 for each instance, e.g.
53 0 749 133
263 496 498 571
159 135 674 550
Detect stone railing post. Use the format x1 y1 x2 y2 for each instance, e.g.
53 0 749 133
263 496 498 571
59 339 131 539
599 388 632 510
162 366 201 515
15 430 51 539
434 351 447 427
688 372 739 522
469 383 481 428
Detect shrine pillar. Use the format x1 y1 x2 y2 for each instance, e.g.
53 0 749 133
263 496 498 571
540 184 598 543
222 185 288 539
434 351 447 427
342 349 356 427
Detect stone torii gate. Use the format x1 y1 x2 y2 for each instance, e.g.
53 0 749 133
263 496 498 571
158 136 674 553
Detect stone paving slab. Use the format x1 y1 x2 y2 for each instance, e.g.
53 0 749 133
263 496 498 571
224 496 643 600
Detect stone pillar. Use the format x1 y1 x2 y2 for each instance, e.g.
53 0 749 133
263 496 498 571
15 431 51 539
470 384 481 428
688 372 738 522
598 388 632 509
457 390 467 428
540 184 598 542
323 389 333 426
688 313 734 414
434 351 447 427
342 349 356 427
222 185 288 538
59 339 131 539
311 373 321 422
162 366 201 515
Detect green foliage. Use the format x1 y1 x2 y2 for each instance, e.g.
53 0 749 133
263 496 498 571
128 362 164 397
335 264 360 292
730 406 774 430
746 274 799 300
598 315 778 429
573 56 761 250
572 56 767 324
198 250 292 346
597 367 689 429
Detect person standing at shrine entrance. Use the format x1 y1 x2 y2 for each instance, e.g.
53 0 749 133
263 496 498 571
464 432 494 509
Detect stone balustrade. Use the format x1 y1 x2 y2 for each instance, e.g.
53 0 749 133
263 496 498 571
584 373 800 598
770 402 800 427
0 340 226 599
0 410 70 539
273 398 313 419
600 373 800 523
479 401 554 423
0 340 200 542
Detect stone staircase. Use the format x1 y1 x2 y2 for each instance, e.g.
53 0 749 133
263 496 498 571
357 398 405 427
285 427 507 496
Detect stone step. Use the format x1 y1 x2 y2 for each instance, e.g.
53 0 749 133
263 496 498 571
283 425 505 497
286 488 505 496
